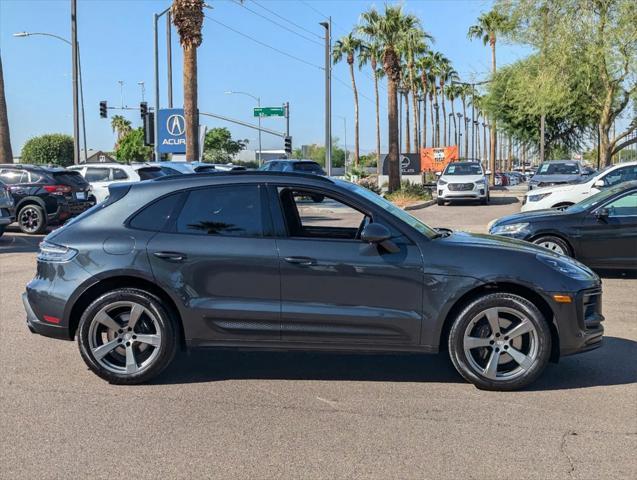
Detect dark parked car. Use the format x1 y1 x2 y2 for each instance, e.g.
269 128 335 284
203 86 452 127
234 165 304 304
528 160 587 190
24 172 603 390
0 164 92 234
259 159 325 175
490 181 637 270
0 179 15 238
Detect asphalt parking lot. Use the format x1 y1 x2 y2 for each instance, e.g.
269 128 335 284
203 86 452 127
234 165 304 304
1 191 636 479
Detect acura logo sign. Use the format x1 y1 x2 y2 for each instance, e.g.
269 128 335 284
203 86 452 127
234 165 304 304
166 114 185 136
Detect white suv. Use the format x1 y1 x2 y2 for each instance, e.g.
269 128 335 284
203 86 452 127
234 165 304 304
521 161 637 212
68 163 166 203
436 161 489 205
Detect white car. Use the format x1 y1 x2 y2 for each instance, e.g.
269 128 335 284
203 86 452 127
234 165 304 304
521 161 637 212
68 162 166 203
436 161 489 205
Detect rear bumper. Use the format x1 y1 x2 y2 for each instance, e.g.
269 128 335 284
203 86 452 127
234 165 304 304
22 292 71 341
47 200 93 223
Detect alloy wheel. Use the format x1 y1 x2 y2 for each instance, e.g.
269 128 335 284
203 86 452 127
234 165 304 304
463 307 539 381
19 207 41 233
536 240 566 255
87 301 162 375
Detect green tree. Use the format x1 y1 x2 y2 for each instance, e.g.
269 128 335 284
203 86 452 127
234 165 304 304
21 134 74 166
468 9 511 183
110 115 132 148
115 128 152 162
359 5 421 192
333 32 363 165
401 27 430 152
202 127 248 163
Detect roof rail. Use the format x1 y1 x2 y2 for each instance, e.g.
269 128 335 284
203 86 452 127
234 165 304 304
153 170 334 183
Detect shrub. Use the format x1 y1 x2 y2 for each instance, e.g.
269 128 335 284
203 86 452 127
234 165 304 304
21 134 74 166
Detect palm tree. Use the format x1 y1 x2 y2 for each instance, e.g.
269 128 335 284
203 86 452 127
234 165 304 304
172 0 204 161
399 64 411 153
428 51 446 147
436 58 458 147
458 84 471 158
416 54 435 149
401 27 429 153
110 115 132 148
359 5 420 192
0 54 12 163
333 32 363 166
358 40 383 173
468 9 509 182
445 84 461 146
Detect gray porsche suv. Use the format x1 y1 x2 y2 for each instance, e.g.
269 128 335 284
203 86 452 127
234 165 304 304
24 172 604 390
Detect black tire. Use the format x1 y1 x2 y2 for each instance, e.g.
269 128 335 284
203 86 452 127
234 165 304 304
0 225 5 238
311 194 325 203
18 204 47 234
437 198 445 206
78 288 178 385
532 235 572 257
448 292 552 391
480 196 488 205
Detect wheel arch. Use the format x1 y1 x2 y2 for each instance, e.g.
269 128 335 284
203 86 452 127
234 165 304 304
67 275 186 350
15 196 47 213
528 231 574 256
438 282 560 362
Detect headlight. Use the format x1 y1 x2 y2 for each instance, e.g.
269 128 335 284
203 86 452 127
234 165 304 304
490 222 529 235
528 192 551 202
536 254 592 280
37 241 78 262
438 179 448 186
474 179 486 185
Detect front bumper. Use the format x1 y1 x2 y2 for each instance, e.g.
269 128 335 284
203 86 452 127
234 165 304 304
438 185 487 200
553 287 604 357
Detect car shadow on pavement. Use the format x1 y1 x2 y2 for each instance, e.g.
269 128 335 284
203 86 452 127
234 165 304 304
155 336 636 390
441 196 520 206
596 269 637 279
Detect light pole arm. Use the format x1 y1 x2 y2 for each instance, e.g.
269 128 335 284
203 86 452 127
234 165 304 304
13 32 71 45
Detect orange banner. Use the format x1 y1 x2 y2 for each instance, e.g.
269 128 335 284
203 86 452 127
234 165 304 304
421 146 459 172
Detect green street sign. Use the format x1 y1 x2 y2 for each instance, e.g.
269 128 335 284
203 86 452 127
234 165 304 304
254 106 285 117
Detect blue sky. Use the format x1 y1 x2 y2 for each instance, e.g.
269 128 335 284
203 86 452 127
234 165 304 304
1 0 530 155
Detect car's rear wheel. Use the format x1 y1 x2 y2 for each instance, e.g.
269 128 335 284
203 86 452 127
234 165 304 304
78 288 178 384
532 235 571 256
448 293 551 391
18 204 47 234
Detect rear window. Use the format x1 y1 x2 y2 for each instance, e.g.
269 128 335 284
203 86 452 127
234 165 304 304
129 193 183 231
137 167 166 180
85 168 110 182
293 162 324 173
53 171 90 188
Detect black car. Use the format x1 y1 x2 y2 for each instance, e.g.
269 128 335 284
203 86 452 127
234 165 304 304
0 164 92 234
490 181 637 270
259 159 325 175
0 179 15 238
24 172 603 390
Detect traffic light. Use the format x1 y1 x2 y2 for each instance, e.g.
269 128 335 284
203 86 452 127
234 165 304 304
140 101 148 119
284 136 292 156
143 112 155 146
99 101 107 118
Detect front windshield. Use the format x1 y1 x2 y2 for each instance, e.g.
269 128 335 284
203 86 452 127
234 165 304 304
443 163 483 176
536 162 580 175
566 183 628 213
338 180 438 239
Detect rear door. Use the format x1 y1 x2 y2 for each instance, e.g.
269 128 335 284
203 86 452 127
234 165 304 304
270 184 424 346
576 190 637 269
85 167 113 202
146 184 281 344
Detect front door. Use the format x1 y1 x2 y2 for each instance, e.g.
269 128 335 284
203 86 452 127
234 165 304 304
147 184 281 344
270 185 424 346
576 190 637 269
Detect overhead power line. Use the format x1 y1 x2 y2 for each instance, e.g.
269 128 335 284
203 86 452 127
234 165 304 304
231 0 322 46
248 0 323 40
205 15 323 71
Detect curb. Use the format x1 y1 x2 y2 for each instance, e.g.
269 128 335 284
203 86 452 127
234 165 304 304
404 199 436 211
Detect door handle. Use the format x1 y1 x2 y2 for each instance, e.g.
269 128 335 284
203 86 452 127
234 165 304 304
153 251 187 262
284 256 315 266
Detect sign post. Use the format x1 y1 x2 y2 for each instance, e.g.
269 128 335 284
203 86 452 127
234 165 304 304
253 106 285 117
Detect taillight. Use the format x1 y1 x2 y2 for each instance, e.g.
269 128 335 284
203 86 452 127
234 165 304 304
43 185 72 195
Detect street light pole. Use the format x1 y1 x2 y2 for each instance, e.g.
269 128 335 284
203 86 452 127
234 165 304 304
154 7 170 162
71 0 80 164
224 91 262 165
320 19 332 175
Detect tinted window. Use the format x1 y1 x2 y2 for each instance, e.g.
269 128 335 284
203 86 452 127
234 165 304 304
112 168 129 180
604 192 637 217
293 162 324 174
0 169 27 184
53 171 89 188
176 185 262 237
603 166 637 186
85 168 110 182
129 193 182 231
159 166 182 175
29 171 47 183
137 167 166 180
536 162 580 175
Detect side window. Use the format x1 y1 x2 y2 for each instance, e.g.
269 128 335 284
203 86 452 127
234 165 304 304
129 193 183 231
176 185 263 237
0 169 26 184
112 168 129 180
278 188 368 240
604 192 637 217
85 167 110 182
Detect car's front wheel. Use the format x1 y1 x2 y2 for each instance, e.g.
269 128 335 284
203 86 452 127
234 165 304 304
78 288 178 384
532 235 571 256
448 293 552 391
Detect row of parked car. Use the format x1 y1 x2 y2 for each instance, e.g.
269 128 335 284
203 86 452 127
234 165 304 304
0 159 327 235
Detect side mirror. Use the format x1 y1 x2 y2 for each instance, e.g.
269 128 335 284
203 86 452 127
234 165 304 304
360 223 400 253
596 207 609 220
435 171 442 177
593 179 605 188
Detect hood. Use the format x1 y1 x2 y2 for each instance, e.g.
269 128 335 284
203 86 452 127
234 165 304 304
491 208 574 227
439 231 558 256
530 173 581 183
440 174 485 183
